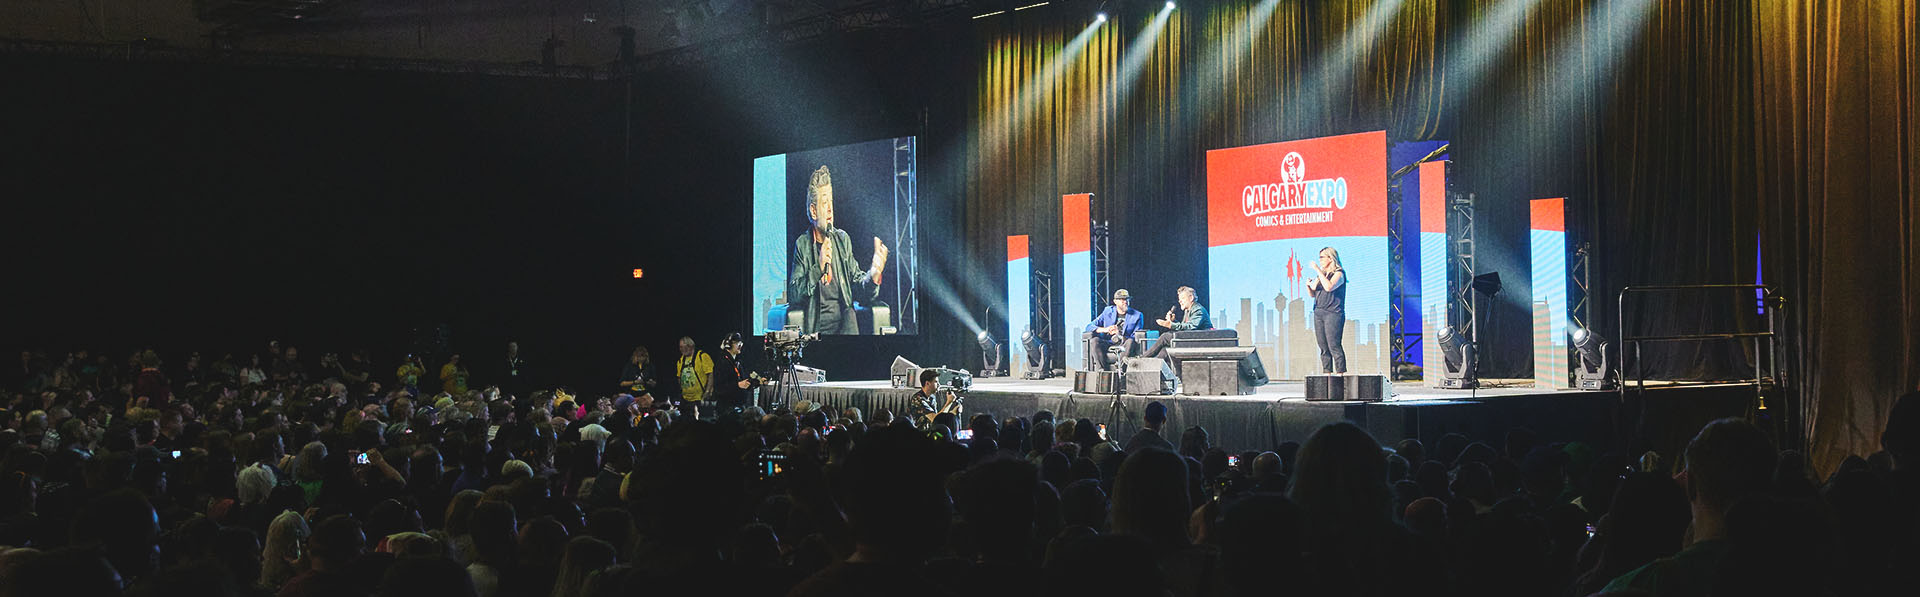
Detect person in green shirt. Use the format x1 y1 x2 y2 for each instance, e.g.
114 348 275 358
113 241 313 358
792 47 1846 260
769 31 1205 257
1600 418 1773 597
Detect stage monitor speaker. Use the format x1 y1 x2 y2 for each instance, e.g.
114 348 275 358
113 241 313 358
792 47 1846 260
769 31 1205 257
1305 375 1385 402
1346 375 1386 401
791 366 827 385
1305 375 1346 401
1238 348 1269 386
890 356 920 388
1073 370 1123 394
1123 357 1175 395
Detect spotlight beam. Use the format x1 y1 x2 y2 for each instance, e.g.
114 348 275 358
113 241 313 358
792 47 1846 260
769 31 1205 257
1189 0 1285 133
1444 0 1548 100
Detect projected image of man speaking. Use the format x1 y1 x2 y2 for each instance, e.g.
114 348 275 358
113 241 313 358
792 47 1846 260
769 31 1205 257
788 165 889 335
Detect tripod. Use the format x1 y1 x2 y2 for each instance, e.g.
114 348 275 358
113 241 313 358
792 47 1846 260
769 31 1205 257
762 342 809 412
1105 372 1133 444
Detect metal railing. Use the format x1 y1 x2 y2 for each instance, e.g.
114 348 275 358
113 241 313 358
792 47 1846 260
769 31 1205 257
1616 284 1779 404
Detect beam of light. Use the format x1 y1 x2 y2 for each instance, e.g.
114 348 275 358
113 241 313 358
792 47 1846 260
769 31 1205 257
1088 1 1177 127
973 18 1104 167
1514 0 1654 153
1188 0 1285 133
917 248 986 336
1096 13 1107 23
1014 2 1051 10
1542 0 1654 111
1116 3 1177 94
1282 0 1408 130
973 10 1006 20
920 18 1106 338
1445 0 1548 99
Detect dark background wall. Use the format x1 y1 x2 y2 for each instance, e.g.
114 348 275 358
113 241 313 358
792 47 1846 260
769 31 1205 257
3 0 1914 473
0 27 968 389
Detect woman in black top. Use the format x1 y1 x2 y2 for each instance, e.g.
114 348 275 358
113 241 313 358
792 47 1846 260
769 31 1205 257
1306 247 1348 374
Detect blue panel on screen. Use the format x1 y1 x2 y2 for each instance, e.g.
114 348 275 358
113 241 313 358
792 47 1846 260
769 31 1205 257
1008 255 1030 378
752 155 788 334
1063 251 1092 370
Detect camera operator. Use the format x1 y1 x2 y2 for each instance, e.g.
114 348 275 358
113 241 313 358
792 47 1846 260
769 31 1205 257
909 369 958 424
710 333 756 417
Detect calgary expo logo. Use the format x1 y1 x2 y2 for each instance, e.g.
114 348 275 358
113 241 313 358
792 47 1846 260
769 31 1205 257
1242 151 1349 227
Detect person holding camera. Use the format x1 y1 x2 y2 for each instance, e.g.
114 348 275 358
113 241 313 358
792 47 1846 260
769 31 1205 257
909 369 958 424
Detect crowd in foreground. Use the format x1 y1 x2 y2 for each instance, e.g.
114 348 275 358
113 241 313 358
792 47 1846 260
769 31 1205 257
2 344 1917 597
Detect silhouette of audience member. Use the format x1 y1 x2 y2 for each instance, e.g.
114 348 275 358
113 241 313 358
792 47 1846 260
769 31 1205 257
788 427 959 597
1112 448 1217 597
1287 422 1427 596
1599 418 1773 596
278 515 367 597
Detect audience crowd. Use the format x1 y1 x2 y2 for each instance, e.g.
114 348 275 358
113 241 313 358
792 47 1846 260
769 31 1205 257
1 344 1915 597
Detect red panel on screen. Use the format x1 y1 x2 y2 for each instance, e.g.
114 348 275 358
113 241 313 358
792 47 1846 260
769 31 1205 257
1062 194 1091 252
1007 235 1028 262
1531 197 1566 232
1419 161 1447 234
1206 131 1388 247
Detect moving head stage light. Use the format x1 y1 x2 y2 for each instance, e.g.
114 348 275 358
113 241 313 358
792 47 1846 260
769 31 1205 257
978 331 1004 377
1436 325 1477 389
1570 326 1615 390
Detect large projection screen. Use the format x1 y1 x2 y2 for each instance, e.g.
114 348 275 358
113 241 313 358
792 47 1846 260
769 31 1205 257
751 137 918 335
1207 131 1390 380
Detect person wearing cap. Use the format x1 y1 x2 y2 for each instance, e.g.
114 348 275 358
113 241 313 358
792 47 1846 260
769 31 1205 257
1084 288 1145 370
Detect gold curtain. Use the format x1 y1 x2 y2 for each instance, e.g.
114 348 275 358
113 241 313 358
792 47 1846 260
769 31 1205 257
962 0 1918 473
1754 0 1920 474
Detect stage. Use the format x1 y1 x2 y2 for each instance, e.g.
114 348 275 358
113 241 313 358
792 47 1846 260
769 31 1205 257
789 376 1761 458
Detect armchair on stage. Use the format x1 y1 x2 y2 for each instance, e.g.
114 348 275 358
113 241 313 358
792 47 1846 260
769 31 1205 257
1078 329 1151 371
765 301 892 336
1075 328 1269 396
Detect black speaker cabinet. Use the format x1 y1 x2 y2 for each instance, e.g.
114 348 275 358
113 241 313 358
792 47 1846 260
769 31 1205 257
1073 370 1123 394
1123 357 1175 395
1305 374 1386 402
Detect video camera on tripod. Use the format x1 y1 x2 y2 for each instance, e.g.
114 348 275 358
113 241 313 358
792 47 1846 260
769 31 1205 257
887 357 972 392
765 327 819 361
761 326 826 412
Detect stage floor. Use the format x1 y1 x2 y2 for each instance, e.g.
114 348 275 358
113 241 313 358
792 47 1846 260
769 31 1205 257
789 376 1758 458
798 375 1563 404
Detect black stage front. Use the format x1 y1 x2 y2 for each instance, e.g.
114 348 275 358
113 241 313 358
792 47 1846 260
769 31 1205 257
790 377 1759 458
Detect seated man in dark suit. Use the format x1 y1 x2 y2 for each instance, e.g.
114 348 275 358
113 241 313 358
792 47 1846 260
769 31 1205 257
1084 289 1144 371
1142 285 1212 360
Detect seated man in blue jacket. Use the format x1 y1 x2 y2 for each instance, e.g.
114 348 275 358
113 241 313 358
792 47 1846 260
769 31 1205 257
1084 288 1145 370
